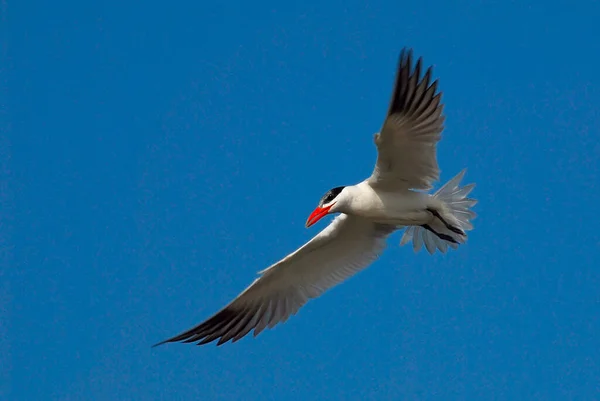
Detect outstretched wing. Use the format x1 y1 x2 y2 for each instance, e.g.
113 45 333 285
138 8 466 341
154 215 395 346
369 48 445 191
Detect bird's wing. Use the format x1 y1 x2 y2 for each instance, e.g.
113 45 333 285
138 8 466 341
155 214 395 346
368 48 445 191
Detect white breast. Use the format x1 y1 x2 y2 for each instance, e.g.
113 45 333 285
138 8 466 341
343 181 433 226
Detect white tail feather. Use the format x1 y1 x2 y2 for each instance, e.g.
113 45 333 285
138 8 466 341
400 169 477 254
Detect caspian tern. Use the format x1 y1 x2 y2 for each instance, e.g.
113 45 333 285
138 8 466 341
154 48 477 347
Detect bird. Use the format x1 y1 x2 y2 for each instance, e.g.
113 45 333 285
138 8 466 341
154 47 477 347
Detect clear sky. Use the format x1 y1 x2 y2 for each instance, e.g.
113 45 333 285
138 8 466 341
4 0 600 400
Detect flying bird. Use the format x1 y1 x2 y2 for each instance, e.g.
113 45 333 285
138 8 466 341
154 48 477 347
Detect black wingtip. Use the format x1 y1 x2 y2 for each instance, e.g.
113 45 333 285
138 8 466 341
151 339 170 348
399 47 412 63
386 46 443 123
151 307 250 348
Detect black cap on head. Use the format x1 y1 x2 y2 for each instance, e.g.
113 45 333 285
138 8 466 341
319 186 345 206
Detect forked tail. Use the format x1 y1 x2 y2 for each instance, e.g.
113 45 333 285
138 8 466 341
400 169 477 254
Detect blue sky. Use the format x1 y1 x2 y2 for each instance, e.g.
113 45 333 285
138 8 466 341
4 0 600 399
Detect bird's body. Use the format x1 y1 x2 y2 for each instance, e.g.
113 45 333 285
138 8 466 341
154 47 477 347
335 181 435 226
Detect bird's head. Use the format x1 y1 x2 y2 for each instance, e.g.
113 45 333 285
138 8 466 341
305 186 347 227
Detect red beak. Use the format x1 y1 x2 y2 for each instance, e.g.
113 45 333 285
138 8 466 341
305 204 334 227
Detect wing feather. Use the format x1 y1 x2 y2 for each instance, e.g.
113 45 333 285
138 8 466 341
154 215 395 346
369 48 446 191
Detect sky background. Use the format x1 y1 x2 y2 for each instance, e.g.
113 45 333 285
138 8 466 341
3 0 600 400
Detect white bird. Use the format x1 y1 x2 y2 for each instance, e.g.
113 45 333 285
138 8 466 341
154 48 477 347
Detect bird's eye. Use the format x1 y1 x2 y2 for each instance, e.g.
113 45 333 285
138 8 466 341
320 193 332 206
320 186 345 206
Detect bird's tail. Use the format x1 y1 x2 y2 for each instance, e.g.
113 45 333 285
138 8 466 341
400 169 477 254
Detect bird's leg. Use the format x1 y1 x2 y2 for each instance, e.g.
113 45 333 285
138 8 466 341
426 208 465 236
421 224 459 244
